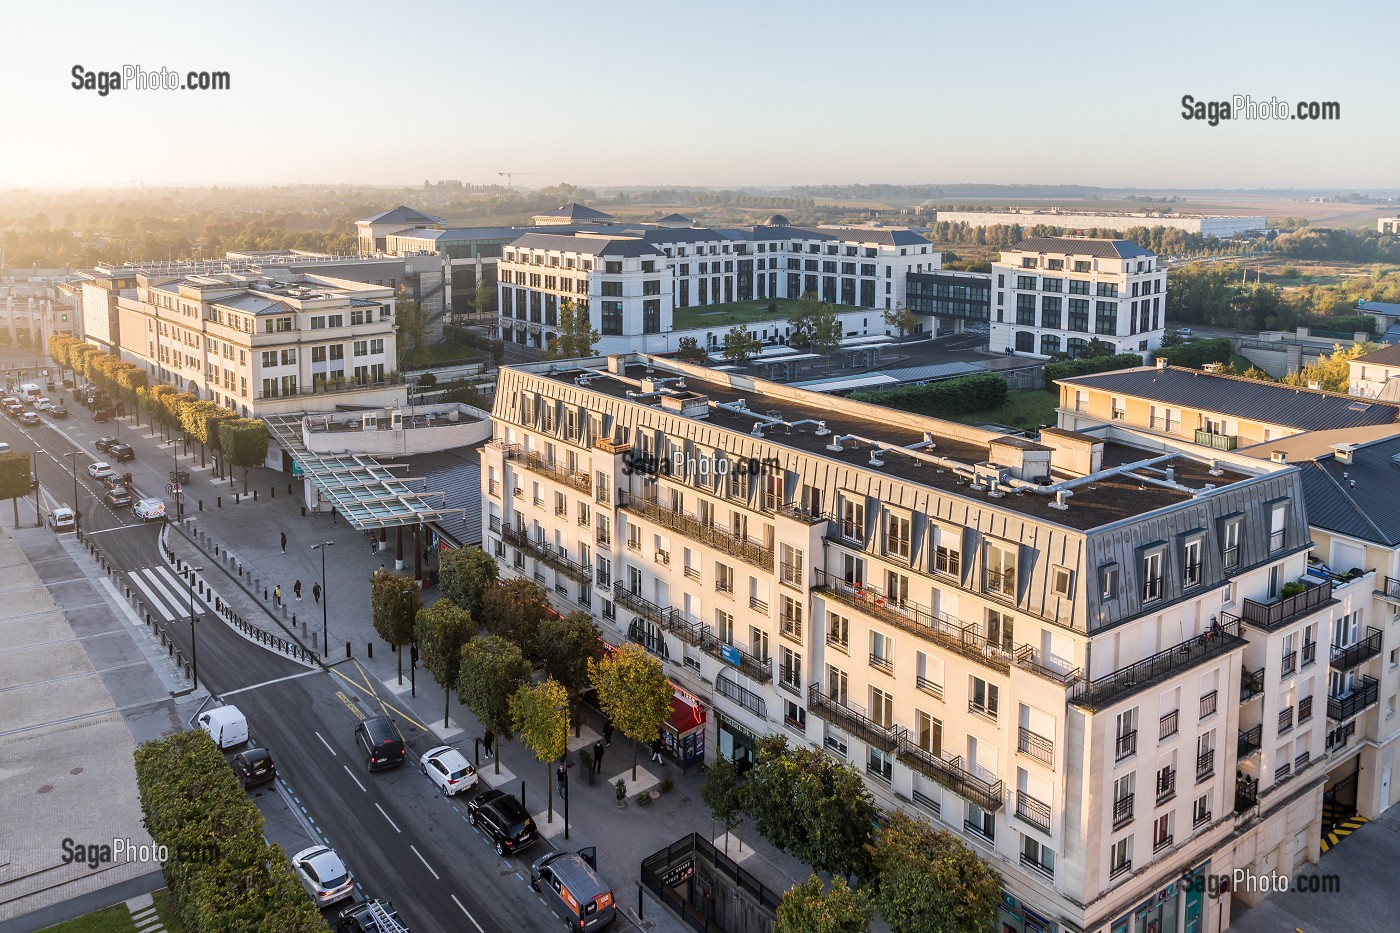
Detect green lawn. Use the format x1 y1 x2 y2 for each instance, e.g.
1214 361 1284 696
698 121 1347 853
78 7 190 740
420 342 485 365
947 389 1060 431
38 889 184 933
672 298 865 330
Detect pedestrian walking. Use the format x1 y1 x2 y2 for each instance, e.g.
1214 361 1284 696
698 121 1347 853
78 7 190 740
274 585 282 607
650 737 665 764
603 721 614 745
592 739 605 774
557 763 568 799
378 562 386 577
312 582 321 604
294 580 303 601
280 531 287 554
483 728 495 758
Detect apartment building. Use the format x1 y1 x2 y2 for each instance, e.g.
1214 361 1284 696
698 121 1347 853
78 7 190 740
903 269 992 337
935 210 1266 238
991 237 1167 362
114 267 404 418
1348 343 1400 401
483 352 1330 933
495 217 937 354
1378 217 1400 235
1058 362 1400 854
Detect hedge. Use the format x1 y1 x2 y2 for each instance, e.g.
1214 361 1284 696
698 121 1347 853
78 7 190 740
134 731 323 933
850 372 1008 416
1151 338 1232 369
1042 353 1146 386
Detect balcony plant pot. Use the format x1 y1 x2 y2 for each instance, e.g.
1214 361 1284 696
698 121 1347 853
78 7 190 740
614 779 627 809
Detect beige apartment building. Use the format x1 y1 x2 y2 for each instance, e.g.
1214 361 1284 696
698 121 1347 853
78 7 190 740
482 352 1342 933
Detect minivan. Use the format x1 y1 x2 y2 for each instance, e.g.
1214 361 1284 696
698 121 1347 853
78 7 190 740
355 716 407 771
530 851 616 930
197 706 249 749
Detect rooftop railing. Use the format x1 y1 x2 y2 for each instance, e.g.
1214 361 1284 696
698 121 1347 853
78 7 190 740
1070 618 1245 711
618 490 773 572
1234 579 1333 631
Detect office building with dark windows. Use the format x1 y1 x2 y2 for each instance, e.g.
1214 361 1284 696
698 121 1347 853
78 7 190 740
904 269 992 337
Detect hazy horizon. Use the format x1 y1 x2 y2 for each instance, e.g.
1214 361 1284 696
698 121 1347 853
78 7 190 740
1 0 1395 189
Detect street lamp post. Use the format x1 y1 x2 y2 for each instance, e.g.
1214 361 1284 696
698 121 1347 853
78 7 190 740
187 566 205 690
311 541 334 652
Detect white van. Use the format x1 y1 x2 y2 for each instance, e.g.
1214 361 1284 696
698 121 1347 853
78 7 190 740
197 706 249 749
17 383 40 399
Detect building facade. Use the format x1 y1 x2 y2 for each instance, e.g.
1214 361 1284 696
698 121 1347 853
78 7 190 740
991 237 1168 362
1348 343 1400 401
904 269 992 336
483 352 1339 932
935 210 1266 238
1378 217 1400 235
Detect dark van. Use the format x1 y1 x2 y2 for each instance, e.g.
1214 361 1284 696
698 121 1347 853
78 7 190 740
530 851 616 930
355 716 406 771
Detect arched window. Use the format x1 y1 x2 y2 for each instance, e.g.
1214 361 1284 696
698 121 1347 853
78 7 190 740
1066 337 1088 359
1040 334 1061 356
1014 331 1034 353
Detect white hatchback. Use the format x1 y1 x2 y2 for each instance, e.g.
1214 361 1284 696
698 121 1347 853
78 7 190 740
290 845 355 907
87 461 115 480
421 745 478 795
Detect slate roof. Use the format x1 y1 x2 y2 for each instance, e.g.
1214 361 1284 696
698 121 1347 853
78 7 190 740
508 232 663 258
1354 344 1400 367
1007 236 1154 259
361 206 445 226
657 213 693 224
1059 365 1400 430
534 203 614 221
405 447 481 546
1358 300 1400 316
1292 434 1400 546
388 226 523 243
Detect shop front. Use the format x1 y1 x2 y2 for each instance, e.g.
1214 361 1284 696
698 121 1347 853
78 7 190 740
997 891 1060 933
660 685 707 770
714 709 759 770
1111 862 1209 933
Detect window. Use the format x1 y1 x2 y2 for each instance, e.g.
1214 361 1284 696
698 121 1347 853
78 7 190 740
934 541 960 577
870 687 893 729
970 677 999 719
751 626 769 663
985 542 1017 597
826 665 848 705
1051 566 1072 597
780 544 804 588
1095 301 1118 335
1153 813 1173 851
1269 502 1287 551
826 611 849 650
1101 564 1119 600
780 595 803 640
839 497 865 542
867 747 893 782
915 710 942 756
1113 774 1135 828
1115 708 1138 761
884 512 911 561
715 562 734 594
1022 836 1055 877
1141 550 1164 602
986 609 1013 651
871 631 894 673
1222 519 1241 569
1067 299 1089 332
779 646 802 692
1193 793 1212 828
715 609 734 645
1110 837 1132 876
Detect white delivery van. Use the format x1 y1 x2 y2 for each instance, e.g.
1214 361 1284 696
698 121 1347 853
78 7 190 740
17 383 40 399
197 706 249 749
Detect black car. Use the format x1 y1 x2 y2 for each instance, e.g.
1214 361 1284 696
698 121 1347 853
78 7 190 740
466 788 538 856
337 899 407 933
232 747 276 788
95 437 118 453
104 487 133 509
108 443 135 462
47 405 68 418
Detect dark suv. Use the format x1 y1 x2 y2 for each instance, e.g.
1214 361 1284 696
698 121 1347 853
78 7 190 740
232 747 276 788
354 716 406 771
466 788 538 856
108 443 135 462
337 899 408 932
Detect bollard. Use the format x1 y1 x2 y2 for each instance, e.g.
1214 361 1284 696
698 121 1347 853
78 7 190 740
199 500 204 511
264 588 269 600
271 487 275 498
235 493 240 504
368 642 373 659
292 613 297 627
288 483 293 495
302 622 308 637
638 883 644 922
126 586 131 598
346 641 352 659
301 506 306 517
520 781 527 811
254 490 258 501
217 496 222 508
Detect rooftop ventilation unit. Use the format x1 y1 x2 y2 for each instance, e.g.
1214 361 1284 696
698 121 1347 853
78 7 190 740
1270 450 1287 464
752 423 765 436
815 420 830 436
868 449 884 467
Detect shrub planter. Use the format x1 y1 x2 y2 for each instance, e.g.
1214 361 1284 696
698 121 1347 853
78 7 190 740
615 779 627 809
636 791 654 806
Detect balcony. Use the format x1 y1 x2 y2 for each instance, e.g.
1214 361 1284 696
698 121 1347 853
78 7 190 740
814 569 1012 675
618 490 773 572
1159 709 1179 741
1156 769 1177 804
1234 774 1259 815
778 666 802 697
1196 750 1215 782
488 516 502 535
1278 707 1294 735
1200 690 1218 719
1302 641 1318 667
1330 627 1383 671
1328 676 1379 722
1112 794 1134 830
1153 833 1174 854
1017 727 1054 768
869 653 893 675
751 597 770 615
715 672 767 717
489 479 501 497
1070 617 1246 711
1237 724 1262 758
896 738 1004 812
1115 730 1138 762
612 583 682 636
501 445 593 492
501 526 592 584
807 683 903 752
916 676 943 700
700 632 771 684
779 563 804 589
1241 666 1264 702
1298 696 1313 723
1383 576 1400 601
1194 429 1239 451
1013 644 1081 686
595 527 611 547
683 566 700 581
1232 579 1333 631
1014 791 1051 833
1326 721 1356 752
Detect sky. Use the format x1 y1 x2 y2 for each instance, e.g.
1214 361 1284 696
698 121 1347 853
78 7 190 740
0 0 1395 190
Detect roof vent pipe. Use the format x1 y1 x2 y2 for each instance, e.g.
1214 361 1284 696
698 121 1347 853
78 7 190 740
1048 489 1071 510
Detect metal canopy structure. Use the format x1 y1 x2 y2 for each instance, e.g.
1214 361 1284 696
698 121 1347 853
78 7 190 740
264 415 453 530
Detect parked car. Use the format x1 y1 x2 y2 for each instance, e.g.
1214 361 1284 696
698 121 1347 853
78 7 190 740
1176 327 1195 337
0 442 9 453
337 900 407 933
232 747 277 788
291 845 355 907
19 411 39 425
530 851 616 930
133 497 166 521
104 487 133 509
420 745 477 796
95 437 119 453
87 461 115 480
49 508 76 532
46 405 68 418
196 706 248 749
466 788 538 856
108 443 135 462
354 716 407 771
5 403 24 418
31 397 53 411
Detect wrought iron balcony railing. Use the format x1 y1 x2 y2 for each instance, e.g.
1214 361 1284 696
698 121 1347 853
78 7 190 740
895 737 1004 813
501 526 592 583
1015 791 1051 833
1017 727 1054 768
1241 666 1264 702
806 683 902 752
1328 676 1379 723
502 445 592 492
1230 579 1334 631
618 490 773 571
1237 724 1262 758
1330 627 1383 670
1071 618 1245 711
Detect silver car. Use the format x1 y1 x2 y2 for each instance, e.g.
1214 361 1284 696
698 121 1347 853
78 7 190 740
291 845 355 906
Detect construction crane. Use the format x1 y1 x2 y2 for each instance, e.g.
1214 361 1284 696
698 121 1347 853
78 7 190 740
497 172 546 188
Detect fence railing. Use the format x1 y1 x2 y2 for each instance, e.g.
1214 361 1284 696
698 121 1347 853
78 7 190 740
618 490 773 571
1328 676 1379 722
1071 618 1245 711
1330 627 1383 670
502 526 592 583
640 833 782 932
895 738 1004 812
1235 579 1333 630
807 683 903 752
1017 726 1054 768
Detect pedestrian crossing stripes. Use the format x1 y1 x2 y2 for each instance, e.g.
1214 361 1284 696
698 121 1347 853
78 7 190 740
1320 814 1368 853
127 565 212 624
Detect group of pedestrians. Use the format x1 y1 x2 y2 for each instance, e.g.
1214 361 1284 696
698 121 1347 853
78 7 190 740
268 531 321 608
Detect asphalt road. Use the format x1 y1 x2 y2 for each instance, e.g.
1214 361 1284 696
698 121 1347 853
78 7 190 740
0 404 578 933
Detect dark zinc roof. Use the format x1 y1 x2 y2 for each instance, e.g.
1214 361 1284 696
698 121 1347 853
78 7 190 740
1060 366 1400 431
361 205 446 226
534 203 615 221
406 447 481 546
1294 434 1400 546
508 232 662 258
1009 236 1153 259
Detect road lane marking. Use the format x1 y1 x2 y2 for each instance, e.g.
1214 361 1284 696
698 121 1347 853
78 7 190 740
328 664 429 733
316 732 337 756
409 845 439 879
374 803 401 833
451 895 485 933
342 765 366 793
220 669 320 697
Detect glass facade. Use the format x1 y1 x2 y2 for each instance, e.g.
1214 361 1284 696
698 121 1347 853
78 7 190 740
905 272 990 320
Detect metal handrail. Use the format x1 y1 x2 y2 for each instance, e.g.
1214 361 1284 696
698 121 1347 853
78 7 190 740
1237 579 1333 630
1330 627 1383 670
807 683 902 752
501 526 591 583
895 737 1004 812
618 490 773 571
1328 676 1379 722
1017 727 1054 767
1071 618 1245 710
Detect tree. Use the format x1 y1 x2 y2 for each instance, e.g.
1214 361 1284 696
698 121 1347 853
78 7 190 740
479 578 552 657
882 305 919 340
536 611 603 735
675 335 708 363
587 643 673 779
1082 336 1113 359
721 325 762 365
396 296 430 368
509 677 570 822
456 635 531 774
866 810 1001 933
789 293 838 351
545 299 600 359
1280 341 1377 393
473 274 495 317
0 452 32 527
775 875 872 933
415 598 475 728
217 418 270 493
742 735 876 879
438 546 498 620
371 572 421 684
701 752 745 853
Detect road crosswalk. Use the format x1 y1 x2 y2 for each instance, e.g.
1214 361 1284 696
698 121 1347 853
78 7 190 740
127 564 212 623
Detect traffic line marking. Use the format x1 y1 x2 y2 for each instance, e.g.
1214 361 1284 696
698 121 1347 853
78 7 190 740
316 731 337 756
375 802 401 833
451 895 485 933
220 669 319 697
342 765 366 793
409 845 439 879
